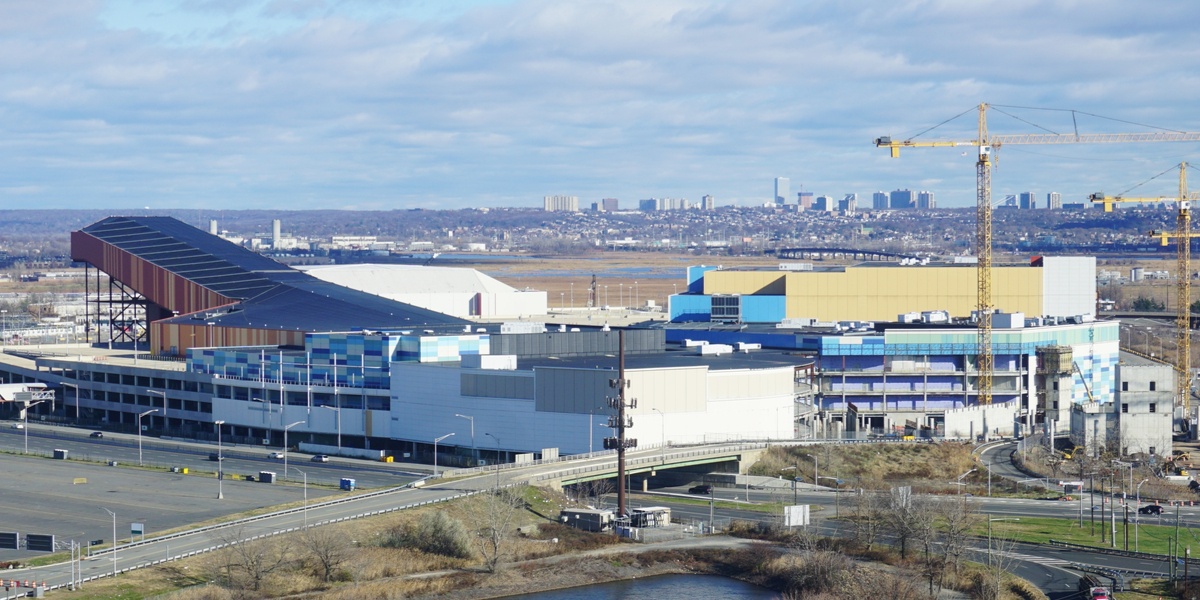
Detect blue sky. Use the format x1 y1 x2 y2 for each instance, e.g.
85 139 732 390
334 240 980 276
3 0 1199 210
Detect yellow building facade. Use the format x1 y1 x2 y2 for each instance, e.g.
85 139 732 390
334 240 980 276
700 257 1093 322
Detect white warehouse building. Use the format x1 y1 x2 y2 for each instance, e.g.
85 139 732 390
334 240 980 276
299 264 547 320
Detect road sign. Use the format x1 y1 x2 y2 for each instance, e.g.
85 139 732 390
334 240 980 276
783 505 810 527
0 533 16 550
25 534 54 553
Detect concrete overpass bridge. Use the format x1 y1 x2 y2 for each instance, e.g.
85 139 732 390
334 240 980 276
443 442 777 491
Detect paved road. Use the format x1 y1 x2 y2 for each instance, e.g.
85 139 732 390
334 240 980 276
0 438 1182 598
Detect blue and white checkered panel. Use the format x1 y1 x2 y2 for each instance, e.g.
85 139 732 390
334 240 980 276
1070 340 1118 405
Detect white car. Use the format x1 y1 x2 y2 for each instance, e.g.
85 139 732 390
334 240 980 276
10 423 23 429
268 451 285 459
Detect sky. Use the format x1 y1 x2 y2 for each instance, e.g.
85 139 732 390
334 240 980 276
3 0 1200 211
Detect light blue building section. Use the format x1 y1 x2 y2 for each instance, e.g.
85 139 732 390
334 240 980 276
816 322 1118 411
687 266 718 293
669 294 712 322
188 330 489 389
669 293 784 323
740 296 786 323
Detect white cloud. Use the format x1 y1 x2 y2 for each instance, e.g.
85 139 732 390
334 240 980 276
0 0 1198 209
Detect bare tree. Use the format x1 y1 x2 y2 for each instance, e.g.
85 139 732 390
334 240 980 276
979 525 1022 600
215 526 292 594
298 525 352 583
467 489 526 573
938 496 981 577
849 489 887 549
882 491 935 560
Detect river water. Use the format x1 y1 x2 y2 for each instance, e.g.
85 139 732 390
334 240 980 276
500 573 782 599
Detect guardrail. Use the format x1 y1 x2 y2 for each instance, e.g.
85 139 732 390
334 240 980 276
1048 539 1200 570
6 483 487 600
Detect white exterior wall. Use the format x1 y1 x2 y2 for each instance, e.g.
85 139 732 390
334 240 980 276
1041 256 1096 318
477 290 548 318
943 400 1019 440
389 363 796 454
211 392 373 439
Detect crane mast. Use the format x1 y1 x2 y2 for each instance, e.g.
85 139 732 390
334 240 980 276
975 107 994 405
1091 163 1193 421
877 106 1200 410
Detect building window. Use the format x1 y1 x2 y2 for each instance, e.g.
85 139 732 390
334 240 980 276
1053 401 1059 410
1122 382 1129 392
1122 403 1129 413
1150 446 1156 455
1053 381 1059 391
1150 381 1156 391
1149 403 1157 413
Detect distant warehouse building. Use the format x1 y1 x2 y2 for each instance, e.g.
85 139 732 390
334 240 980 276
669 256 1095 324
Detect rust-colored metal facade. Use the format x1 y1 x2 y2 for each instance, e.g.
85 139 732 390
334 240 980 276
72 230 237 316
72 228 281 356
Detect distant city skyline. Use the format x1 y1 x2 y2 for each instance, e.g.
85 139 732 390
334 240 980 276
2 1 1198 211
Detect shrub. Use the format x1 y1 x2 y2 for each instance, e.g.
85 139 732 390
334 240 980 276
384 511 472 558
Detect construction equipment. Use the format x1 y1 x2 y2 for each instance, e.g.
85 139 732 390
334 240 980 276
1072 361 1097 404
877 104 1200 405
1090 163 1195 416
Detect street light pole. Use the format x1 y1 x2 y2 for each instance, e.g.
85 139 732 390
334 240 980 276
137 409 158 466
956 468 977 495
805 454 819 487
651 407 666 464
485 433 501 489
101 508 117 577
23 399 46 454
290 467 308 527
1136 478 1149 551
146 389 167 432
62 382 79 424
284 420 304 482
781 466 798 505
214 420 225 499
320 405 341 449
454 413 476 465
433 433 455 477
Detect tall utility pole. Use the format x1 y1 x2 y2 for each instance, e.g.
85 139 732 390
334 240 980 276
876 104 1200 405
604 331 637 517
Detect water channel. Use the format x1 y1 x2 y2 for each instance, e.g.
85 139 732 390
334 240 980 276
501 573 781 599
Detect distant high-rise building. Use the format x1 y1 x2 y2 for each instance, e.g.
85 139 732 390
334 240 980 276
543 195 579 212
917 191 936 209
775 177 790 205
601 198 619 212
872 191 889 210
702 194 715 211
797 191 814 210
1019 192 1036 209
1047 192 1062 210
840 194 858 214
890 189 915 209
639 198 661 212
814 195 834 211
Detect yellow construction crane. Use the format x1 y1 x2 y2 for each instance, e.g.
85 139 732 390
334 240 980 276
1090 163 1194 417
876 104 1200 405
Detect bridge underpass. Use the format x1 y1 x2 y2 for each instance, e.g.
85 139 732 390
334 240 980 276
535 446 764 495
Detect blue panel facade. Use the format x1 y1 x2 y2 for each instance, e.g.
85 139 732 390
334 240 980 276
188 330 490 388
669 294 713 322
740 296 786 323
686 266 718 293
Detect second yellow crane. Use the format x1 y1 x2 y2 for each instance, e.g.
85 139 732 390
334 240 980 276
877 105 1200 406
1090 163 1195 418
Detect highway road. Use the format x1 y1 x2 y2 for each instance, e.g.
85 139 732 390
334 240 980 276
0 437 1189 599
